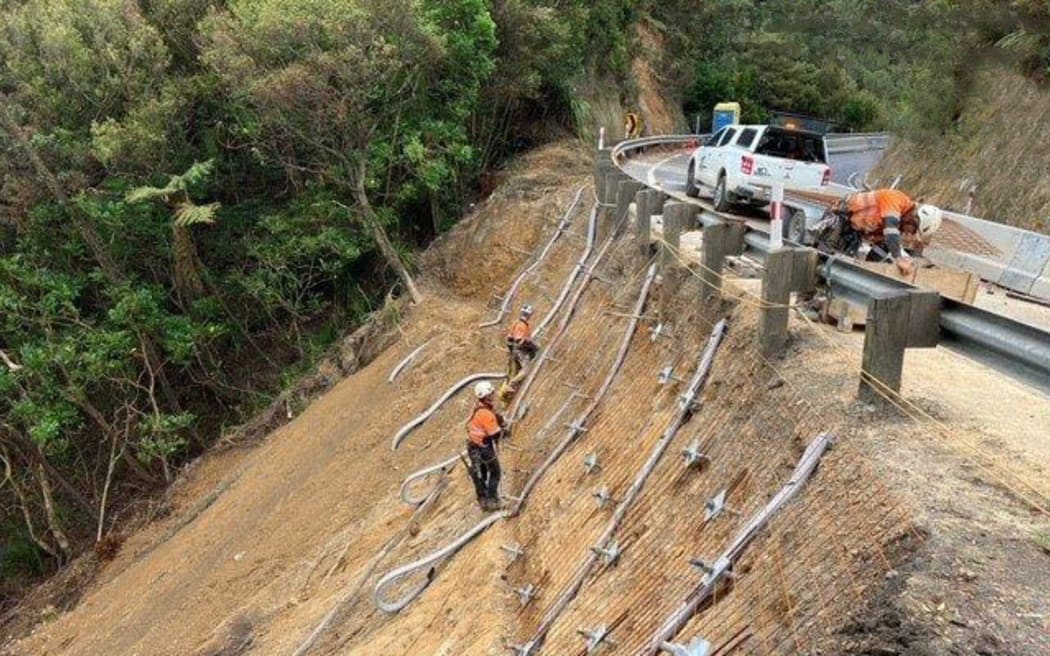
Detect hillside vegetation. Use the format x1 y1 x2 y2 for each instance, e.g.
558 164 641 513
878 64 1050 232
0 0 643 602
2 0 1049 611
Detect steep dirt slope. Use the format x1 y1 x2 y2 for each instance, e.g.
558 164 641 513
6 143 592 656
7 137 1048 656
877 63 1050 233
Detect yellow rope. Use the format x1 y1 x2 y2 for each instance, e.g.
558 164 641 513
650 233 1050 515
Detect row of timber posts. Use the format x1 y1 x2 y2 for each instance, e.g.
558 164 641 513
596 147 942 407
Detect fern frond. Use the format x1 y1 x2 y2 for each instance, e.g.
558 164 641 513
174 202 220 227
126 185 173 204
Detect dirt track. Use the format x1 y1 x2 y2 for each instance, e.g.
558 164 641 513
6 142 1048 656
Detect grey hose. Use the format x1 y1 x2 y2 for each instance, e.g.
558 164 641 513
388 340 431 384
372 513 502 613
480 186 585 329
399 453 462 506
391 372 506 450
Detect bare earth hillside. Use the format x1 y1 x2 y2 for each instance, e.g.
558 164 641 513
4 141 1048 656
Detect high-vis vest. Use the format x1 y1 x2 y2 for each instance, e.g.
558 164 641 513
846 189 917 235
467 401 501 446
507 318 531 344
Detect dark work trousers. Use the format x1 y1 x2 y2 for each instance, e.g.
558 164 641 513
466 440 501 503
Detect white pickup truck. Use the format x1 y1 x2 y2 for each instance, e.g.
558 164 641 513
684 124 831 214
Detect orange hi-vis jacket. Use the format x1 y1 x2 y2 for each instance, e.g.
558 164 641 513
845 189 918 237
507 318 531 344
467 400 502 447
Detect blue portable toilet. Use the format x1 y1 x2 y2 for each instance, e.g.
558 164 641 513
712 102 741 133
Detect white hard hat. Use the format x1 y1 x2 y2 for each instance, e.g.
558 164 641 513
916 204 943 238
474 380 495 399
520 304 534 317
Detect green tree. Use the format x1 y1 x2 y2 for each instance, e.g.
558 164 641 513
126 161 220 305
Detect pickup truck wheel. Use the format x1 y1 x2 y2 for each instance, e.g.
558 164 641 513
712 173 731 212
784 208 807 243
685 161 700 198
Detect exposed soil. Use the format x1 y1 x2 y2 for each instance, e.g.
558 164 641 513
3 140 1048 656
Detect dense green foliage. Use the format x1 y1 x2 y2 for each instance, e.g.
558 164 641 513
0 0 639 597
665 0 1050 134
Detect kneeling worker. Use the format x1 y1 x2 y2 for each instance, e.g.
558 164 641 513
501 304 538 402
843 188 943 276
467 381 506 511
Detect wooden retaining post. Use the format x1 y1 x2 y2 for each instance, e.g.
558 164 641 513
757 247 819 358
594 148 613 197
634 189 653 259
700 219 746 304
859 289 941 404
600 172 624 226
615 179 643 236
659 202 686 320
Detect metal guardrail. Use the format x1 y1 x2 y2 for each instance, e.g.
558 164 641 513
609 132 890 157
824 132 891 154
614 136 1050 389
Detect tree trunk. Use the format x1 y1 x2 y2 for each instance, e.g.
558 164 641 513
1 446 59 559
172 222 206 305
351 164 423 304
35 463 72 559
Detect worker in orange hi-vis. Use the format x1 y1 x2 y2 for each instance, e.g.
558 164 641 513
500 304 538 403
466 381 506 511
841 189 943 276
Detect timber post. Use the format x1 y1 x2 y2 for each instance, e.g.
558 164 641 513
700 219 746 304
594 148 613 195
859 289 941 404
614 179 643 235
659 202 686 320
757 247 819 358
634 189 653 260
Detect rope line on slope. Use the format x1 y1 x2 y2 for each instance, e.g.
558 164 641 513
653 234 1050 514
480 185 587 329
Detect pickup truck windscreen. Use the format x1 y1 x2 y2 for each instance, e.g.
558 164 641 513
754 128 827 164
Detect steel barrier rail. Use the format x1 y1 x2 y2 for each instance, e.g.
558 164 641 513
614 137 1050 390
741 225 1050 386
824 133 891 154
